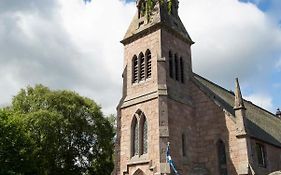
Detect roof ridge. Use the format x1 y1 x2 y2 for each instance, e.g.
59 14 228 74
193 73 277 118
193 73 235 96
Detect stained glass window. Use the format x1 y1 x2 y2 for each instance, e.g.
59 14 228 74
131 111 148 157
143 117 148 154
133 117 139 156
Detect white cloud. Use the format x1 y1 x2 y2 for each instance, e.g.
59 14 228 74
180 0 281 88
0 0 134 114
0 0 281 115
245 93 274 111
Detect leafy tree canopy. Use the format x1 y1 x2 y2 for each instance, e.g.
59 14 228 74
0 85 114 175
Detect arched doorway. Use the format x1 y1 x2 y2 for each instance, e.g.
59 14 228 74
133 169 145 175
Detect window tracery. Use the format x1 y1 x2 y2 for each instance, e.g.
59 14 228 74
131 110 148 157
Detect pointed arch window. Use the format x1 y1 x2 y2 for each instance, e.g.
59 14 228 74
256 143 266 167
132 116 139 156
217 140 228 175
131 110 148 157
169 51 174 78
132 55 138 83
182 133 186 157
140 116 148 154
180 57 184 83
146 50 152 79
174 54 179 81
132 50 152 84
139 53 145 81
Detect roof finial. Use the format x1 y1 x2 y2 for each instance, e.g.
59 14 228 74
276 108 281 118
234 78 246 110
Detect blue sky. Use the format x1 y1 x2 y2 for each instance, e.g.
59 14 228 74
0 0 280 114
238 0 281 112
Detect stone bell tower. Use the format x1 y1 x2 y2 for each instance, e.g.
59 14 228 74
114 0 194 174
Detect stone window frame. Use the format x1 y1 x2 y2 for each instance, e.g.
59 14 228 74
255 142 267 168
131 50 152 85
216 139 228 175
131 110 148 158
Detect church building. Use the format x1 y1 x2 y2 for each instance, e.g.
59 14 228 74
114 0 281 174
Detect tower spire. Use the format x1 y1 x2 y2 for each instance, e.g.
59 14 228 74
234 78 245 110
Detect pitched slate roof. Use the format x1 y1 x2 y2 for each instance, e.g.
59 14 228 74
193 73 281 148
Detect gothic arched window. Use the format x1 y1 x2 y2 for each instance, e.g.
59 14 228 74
131 110 148 157
217 140 228 175
145 50 152 79
132 50 152 84
182 133 186 157
174 54 179 81
132 55 138 83
140 115 148 154
180 57 184 83
132 116 139 156
139 53 145 81
169 51 174 78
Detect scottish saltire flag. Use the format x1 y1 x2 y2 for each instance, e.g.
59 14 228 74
166 142 180 175
84 0 91 4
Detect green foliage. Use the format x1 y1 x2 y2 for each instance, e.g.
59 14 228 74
146 0 173 17
0 85 114 175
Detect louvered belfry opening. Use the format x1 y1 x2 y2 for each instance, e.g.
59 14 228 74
132 55 138 83
168 50 185 84
174 54 179 81
146 50 152 79
169 51 174 78
139 53 145 81
180 57 184 83
131 50 152 84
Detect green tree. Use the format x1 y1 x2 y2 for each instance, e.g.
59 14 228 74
0 85 114 175
0 109 36 175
